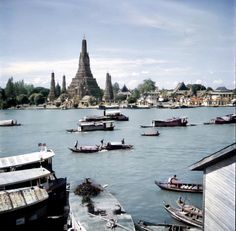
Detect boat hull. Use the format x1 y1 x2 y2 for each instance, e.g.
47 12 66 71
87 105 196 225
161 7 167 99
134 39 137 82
69 147 100 153
155 181 203 193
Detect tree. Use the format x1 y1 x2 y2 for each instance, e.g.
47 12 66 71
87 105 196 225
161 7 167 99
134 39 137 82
113 82 120 95
34 93 45 105
17 94 29 105
30 87 49 97
187 84 206 96
138 79 156 94
5 77 15 98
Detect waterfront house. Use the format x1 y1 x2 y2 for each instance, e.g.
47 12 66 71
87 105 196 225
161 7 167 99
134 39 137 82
189 143 236 231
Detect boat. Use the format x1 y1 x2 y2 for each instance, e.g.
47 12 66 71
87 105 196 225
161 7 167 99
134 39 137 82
102 141 133 150
164 203 203 229
78 121 115 132
155 181 203 193
135 220 201 231
0 186 49 228
141 130 160 136
0 119 21 127
104 110 129 121
152 117 188 127
0 146 69 227
68 178 136 231
204 113 236 125
98 104 120 110
69 145 101 153
176 198 203 218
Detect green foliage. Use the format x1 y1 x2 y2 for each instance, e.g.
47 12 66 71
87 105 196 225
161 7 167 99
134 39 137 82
17 94 29 105
115 94 127 101
113 82 120 95
127 88 140 104
206 87 213 91
34 93 45 105
30 87 49 97
5 77 16 98
0 100 8 109
138 79 156 94
187 84 206 95
29 93 37 105
60 93 69 103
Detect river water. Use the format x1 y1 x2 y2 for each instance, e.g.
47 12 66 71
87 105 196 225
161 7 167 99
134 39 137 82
0 107 235 224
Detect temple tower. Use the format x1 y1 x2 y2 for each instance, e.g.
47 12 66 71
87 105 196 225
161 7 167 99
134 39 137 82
67 38 101 99
61 75 67 93
103 73 114 102
48 72 56 101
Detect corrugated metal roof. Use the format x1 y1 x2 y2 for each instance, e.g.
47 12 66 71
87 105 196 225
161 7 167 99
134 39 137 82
0 168 51 187
189 143 236 171
0 149 55 170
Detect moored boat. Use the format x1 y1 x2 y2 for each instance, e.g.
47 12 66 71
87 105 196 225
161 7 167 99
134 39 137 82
0 119 21 127
135 220 201 231
152 117 188 127
141 130 160 136
0 186 49 228
204 113 236 125
164 203 203 229
104 110 129 121
155 181 203 193
68 178 136 231
79 121 115 132
176 198 203 217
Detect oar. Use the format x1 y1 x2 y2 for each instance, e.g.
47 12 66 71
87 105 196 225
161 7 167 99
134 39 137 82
88 212 133 231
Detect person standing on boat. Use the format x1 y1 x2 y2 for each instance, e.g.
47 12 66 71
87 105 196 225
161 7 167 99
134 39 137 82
121 138 125 144
74 140 78 149
100 139 104 147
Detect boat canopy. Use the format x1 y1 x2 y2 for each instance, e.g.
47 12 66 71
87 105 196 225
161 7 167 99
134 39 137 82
0 168 51 187
105 110 121 115
0 120 16 126
0 149 55 170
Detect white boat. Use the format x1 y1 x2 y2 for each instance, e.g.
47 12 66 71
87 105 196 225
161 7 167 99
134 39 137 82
78 121 115 132
69 179 135 231
0 119 21 127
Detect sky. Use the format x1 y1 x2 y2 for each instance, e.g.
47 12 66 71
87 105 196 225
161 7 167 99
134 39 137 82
0 0 235 90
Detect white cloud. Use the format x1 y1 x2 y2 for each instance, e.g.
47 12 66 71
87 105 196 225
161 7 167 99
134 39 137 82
212 79 223 85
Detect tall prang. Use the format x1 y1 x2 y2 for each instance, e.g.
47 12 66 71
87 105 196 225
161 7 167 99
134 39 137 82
61 75 67 93
48 72 56 101
103 73 114 102
67 38 101 99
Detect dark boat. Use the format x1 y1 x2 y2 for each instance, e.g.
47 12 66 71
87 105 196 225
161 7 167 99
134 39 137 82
104 110 129 121
164 203 203 229
0 186 49 228
0 119 21 127
69 145 101 153
79 121 115 132
135 220 200 231
152 117 188 127
141 130 160 136
102 141 133 150
155 181 203 193
204 113 236 125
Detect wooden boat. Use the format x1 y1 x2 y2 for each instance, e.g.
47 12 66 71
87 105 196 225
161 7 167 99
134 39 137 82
102 141 133 150
0 186 49 227
135 220 201 231
69 145 101 153
204 113 236 125
0 119 21 127
141 130 160 136
164 203 203 229
176 199 203 217
155 181 203 193
68 178 136 231
152 117 188 127
80 110 128 122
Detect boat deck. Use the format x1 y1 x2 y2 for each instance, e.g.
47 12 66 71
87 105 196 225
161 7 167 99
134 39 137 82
69 187 135 231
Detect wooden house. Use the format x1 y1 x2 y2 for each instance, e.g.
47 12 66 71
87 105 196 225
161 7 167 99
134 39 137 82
190 143 236 231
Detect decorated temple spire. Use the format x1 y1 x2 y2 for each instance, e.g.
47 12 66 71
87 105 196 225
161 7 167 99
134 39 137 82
103 73 114 102
61 75 67 93
48 72 56 101
67 37 101 99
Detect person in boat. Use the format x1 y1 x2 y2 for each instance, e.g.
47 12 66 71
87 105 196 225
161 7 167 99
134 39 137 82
74 140 78 149
168 175 178 185
121 138 125 144
100 139 104 147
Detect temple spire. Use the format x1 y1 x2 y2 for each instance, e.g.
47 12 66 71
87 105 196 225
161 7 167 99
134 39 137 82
103 73 114 102
48 72 56 101
82 38 87 54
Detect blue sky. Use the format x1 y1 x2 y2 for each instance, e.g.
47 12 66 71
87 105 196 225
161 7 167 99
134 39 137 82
0 0 235 90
